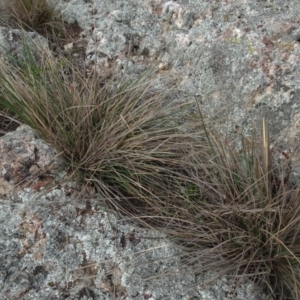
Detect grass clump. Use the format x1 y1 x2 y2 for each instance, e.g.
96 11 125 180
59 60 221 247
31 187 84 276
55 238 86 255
1 0 77 49
0 40 202 216
5 0 56 30
163 119 300 299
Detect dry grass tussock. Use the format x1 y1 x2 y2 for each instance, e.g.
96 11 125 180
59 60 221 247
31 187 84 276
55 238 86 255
166 120 300 300
0 27 300 300
0 38 205 215
4 0 56 30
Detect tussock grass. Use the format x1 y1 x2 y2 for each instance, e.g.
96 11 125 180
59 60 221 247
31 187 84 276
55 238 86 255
161 118 300 299
1 0 79 51
0 39 203 216
5 0 56 30
0 34 300 299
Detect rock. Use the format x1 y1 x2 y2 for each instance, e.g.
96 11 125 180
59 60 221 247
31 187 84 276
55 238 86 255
0 26 49 61
46 0 300 146
0 125 64 195
0 126 264 299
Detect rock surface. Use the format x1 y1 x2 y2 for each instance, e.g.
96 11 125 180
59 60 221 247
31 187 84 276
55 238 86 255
2 0 300 298
46 0 300 178
0 126 263 300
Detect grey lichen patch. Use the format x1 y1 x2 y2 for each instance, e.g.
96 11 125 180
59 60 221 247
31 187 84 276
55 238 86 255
0 184 191 299
0 27 49 62
0 172 265 299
